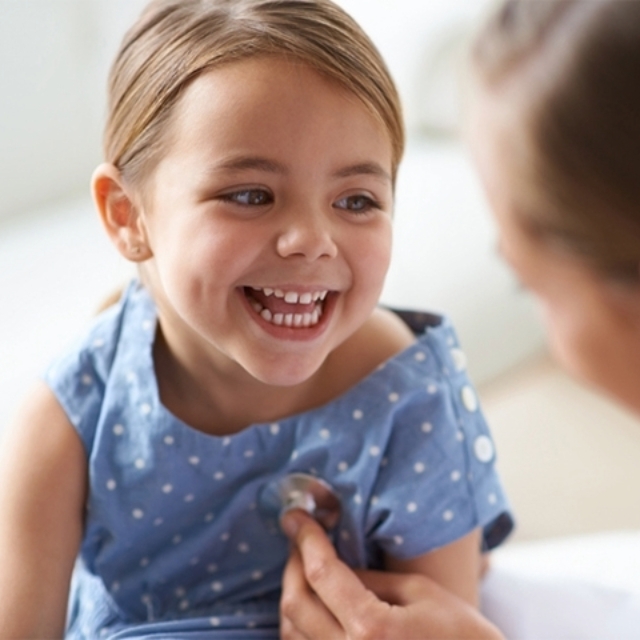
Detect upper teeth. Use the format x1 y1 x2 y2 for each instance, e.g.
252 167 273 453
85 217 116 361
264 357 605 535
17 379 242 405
252 287 328 303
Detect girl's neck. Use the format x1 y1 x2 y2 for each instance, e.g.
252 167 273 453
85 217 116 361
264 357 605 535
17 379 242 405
151 307 415 437
152 327 329 436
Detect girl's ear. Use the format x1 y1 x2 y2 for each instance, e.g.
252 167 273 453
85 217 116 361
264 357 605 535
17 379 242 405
92 163 153 262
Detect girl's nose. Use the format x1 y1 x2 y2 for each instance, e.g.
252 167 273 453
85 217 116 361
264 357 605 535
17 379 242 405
276 212 339 261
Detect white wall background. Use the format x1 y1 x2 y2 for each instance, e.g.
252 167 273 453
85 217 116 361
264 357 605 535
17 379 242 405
0 0 138 219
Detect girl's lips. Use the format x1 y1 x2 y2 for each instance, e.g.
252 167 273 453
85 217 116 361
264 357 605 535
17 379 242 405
240 286 336 335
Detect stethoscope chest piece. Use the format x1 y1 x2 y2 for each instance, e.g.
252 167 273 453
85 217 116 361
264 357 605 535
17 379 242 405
258 472 341 531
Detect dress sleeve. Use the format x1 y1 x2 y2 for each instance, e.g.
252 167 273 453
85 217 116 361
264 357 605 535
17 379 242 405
364 324 514 560
42 304 122 454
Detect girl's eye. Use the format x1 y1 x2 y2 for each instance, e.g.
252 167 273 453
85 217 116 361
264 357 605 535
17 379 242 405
334 194 381 214
220 189 273 206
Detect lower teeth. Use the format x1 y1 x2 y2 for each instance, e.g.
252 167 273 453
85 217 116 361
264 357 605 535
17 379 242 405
248 300 322 327
246 289 325 327
259 307 321 327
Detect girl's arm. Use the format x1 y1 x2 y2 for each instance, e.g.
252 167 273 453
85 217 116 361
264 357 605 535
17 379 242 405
384 528 483 607
340 310 485 607
0 381 87 638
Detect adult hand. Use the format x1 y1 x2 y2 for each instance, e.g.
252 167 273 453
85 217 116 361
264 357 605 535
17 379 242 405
280 509 504 640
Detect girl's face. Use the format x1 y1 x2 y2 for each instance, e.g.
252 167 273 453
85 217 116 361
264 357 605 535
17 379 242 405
469 89 640 413
136 57 394 387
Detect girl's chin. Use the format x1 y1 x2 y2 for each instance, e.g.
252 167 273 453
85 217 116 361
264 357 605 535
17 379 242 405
235 340 331 388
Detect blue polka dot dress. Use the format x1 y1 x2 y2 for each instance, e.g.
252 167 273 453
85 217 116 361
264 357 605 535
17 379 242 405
44 281 513 639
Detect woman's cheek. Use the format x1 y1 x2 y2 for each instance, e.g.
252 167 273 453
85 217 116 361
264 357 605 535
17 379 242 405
540 302 583 374
546 305 603 387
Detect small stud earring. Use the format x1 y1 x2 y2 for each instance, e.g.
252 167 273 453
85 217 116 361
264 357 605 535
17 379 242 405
126 243 147 260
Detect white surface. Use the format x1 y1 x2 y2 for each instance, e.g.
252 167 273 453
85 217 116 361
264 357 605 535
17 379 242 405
492 531 640 597
482 532 640 639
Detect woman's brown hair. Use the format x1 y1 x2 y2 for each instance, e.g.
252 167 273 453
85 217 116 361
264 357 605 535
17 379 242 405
472 0 640 281
105 0 404 188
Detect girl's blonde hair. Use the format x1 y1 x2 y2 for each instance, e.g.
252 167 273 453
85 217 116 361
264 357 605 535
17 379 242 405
472 0 640 282
105 0 404 187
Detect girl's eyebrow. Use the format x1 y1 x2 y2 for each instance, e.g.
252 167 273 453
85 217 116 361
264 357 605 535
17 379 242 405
204 157 391 182
210 156 288 174
333 162 391 183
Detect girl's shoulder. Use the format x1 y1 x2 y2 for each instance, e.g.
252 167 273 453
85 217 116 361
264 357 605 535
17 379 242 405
354 306 417 365
322 307 416 396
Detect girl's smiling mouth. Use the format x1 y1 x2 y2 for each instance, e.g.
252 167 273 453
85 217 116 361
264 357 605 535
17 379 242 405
242 285 332 329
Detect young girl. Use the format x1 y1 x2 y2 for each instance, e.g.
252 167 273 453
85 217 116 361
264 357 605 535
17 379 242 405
0 1 512 638
278 2 640 639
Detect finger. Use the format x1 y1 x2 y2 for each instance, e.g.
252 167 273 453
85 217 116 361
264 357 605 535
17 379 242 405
281 546 345 639
282 510 384 635
280 510 341 567
355 569 440 606
280 614 308 640
357 567 483 620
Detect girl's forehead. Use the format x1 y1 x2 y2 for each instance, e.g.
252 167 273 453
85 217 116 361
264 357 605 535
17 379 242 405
178 57 360 116
178 58 384 134
144 57 394 195
165 57 393 159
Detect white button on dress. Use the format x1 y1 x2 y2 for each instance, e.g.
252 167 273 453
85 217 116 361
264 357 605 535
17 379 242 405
461 385 478 412
474 435 494 463
450 348 467 371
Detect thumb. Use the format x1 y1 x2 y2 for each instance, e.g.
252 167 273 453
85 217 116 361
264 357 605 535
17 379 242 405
281 508 331 546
